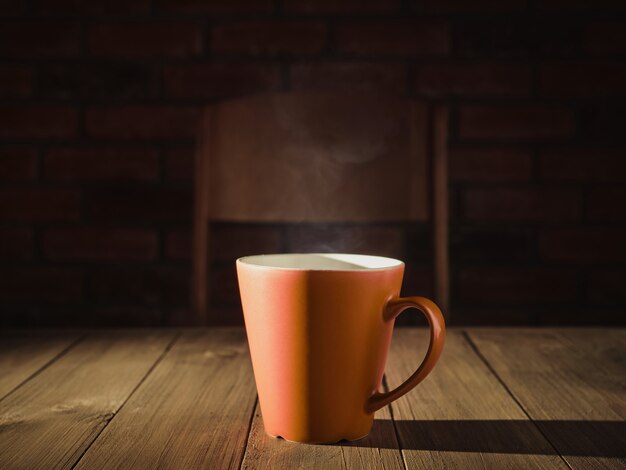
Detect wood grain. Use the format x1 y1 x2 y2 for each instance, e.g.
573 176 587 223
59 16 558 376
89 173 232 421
75 328 257 470
0 330 174 469
241 399 404 469
386 329 567 468
2 328 623 469
0 331 80 400
467 328 626 469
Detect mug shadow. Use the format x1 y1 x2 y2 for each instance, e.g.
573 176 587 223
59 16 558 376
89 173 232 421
340 419 626 458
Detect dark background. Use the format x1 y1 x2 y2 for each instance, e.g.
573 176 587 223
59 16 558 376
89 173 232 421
1 0 625 327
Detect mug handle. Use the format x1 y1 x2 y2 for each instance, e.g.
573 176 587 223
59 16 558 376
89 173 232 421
365 296 446 414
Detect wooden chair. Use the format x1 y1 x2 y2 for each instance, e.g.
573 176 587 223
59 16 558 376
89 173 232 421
193 92 449 325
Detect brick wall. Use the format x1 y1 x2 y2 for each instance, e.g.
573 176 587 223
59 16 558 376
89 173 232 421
1 1 625 326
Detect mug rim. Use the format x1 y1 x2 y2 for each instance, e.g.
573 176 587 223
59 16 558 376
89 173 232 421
236 253 405 272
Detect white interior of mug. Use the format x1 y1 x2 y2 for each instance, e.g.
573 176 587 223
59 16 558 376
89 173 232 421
237 253 403 271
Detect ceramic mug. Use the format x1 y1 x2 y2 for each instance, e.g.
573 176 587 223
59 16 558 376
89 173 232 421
236 253 446 444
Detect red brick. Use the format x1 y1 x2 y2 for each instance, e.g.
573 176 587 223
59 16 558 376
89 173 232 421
44 147 159 181
40 63 159 100
164 63 281 99
538 0 626 10
451 227 536 263
85 186 192 223
587 188 626 222
206 306 245 326
539 62 626 97
580 105 625 142
448 186 460 222
286 0 399 13
397 265 433 326
86 106 201 140
0 0 25 15
165 147 193 181
0 268 83 302
88 22 202 58
585 22 626 56
0 147 37 181
210 263 240 306
536 22 584 58
453 309 533 326
459 268 578 305
213 21 327 56
286 225 405 259
86 307 162 327
464 188 581 222
450 147 532 182
212 224 282 261
0 22 81 58
459 105 575 141
0 228 33 260
415 63 530 96
0 106 78 139
0 65 33 98
588 271 626 305
33 0 150 14
0 307 42 327
540 308 622 326
401 266 433 298
165 229 191 260
89 267 188 305
44 228 158 261
455 20 532 58
291 62 406 92
167 307 193 326
336 21 449 56
411 0 528 11
539 148 626 182
155 0 273 13
539 228 626 263
406 224 431 262
0 189 79 221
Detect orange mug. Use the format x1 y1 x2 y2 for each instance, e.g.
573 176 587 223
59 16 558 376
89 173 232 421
236 253 446 444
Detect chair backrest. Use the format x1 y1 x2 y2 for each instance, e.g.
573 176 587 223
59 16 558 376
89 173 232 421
193 92 449 324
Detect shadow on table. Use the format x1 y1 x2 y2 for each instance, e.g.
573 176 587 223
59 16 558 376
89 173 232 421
342 419 626 458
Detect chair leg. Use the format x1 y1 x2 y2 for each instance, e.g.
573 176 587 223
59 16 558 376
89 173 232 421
432 105 450 318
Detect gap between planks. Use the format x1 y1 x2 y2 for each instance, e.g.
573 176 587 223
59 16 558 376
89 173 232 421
462 330 573 470
70 332 182 469
0 333 85 403
238 395 259 470
382 375 409 470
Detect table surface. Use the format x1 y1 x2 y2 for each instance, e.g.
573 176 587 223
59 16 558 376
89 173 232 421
0 328 624 469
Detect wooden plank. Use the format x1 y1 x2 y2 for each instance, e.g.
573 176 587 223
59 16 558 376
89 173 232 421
210 93 428 223
75 328 257 469
467 328 626 469
242 396 404 469
386 329 567 468
0 330 175 470
0 331 80 400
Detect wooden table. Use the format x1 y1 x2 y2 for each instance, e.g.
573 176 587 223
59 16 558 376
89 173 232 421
0 328 624 469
